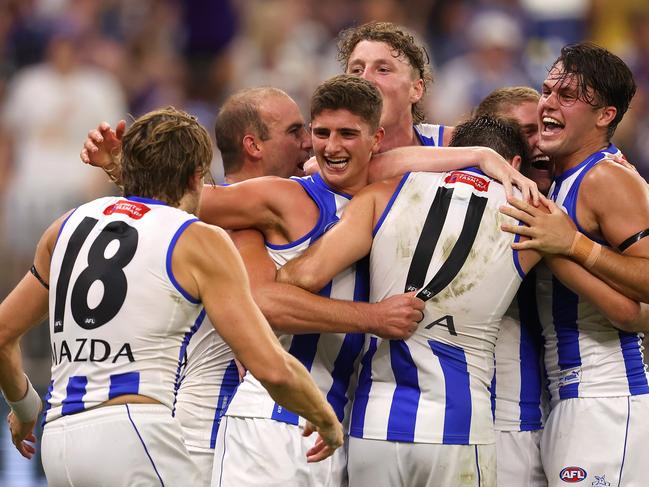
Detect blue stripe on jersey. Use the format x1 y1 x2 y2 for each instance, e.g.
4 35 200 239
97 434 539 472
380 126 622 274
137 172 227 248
429 340 472 444
438 125 445 146
172 310 205 416
619 332 649 395
61 376 88 416
350 337 378 438
512 222 525 279
165 218 200 304
271 333 321 424
109 372 140 399
551 276 581 399
327 333 365 421
490 370 496 421
210 359 240 449
373 173 410 237
386 341 420 442
41 380 54 426
517 272 544 430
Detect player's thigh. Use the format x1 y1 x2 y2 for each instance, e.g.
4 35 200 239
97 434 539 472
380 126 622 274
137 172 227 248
496 429 546 487
349 437 495 487
43 404 200 487
541 396 648 487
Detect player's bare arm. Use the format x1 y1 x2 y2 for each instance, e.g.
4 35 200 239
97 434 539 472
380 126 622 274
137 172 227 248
232 229 422 340
0 214 66 459
368 145 540 204
278 180 384 292
173 222 343 456
502 163 649 303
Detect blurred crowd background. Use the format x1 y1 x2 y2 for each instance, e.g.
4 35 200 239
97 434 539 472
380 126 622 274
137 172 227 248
0 0 648 483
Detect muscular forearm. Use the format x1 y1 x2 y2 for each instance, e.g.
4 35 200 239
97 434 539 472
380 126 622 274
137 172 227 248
569 238 649 303
0 343 28 401
255 282 375 334
546 255 641 327
260 352 339 428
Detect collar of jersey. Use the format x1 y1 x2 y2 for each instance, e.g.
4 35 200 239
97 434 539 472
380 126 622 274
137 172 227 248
125 195 168 206
553 143 618 184
312 173 353 199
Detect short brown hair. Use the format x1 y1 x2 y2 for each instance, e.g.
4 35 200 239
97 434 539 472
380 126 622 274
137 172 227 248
214 87 288 175
337 21 432 124
310 75 383 132
121 107 213 206
475 87 540 117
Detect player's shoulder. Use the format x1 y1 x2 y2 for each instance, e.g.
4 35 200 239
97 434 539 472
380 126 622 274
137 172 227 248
582 158 647 198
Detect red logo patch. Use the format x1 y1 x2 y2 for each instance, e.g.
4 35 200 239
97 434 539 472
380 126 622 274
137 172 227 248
444 171 490 192
103 200 151 220
559 466 587 483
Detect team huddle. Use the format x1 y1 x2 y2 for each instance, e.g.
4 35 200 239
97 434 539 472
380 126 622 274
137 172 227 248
1 21 648 487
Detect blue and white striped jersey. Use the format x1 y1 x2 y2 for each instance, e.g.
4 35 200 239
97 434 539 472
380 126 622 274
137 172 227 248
224 173 367 428
173 315 238 450
492 268 548 432
45 196 202 424
351 170 523 444
541 144 649 405
414 123 446 147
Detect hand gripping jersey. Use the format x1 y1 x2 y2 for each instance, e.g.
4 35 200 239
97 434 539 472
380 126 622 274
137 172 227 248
224 173 367 428
44 196 203 423
414 123 446 147
492 268 548 432
541 144 649 405
351 170 523 444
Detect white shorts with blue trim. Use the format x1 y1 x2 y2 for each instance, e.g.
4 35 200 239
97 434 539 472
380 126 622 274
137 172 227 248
496 429 546 487
41 403 200 487
347 436 495 487
211 416 348 487
541 395 649 487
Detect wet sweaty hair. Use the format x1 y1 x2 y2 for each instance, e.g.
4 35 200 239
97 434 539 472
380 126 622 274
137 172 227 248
550 42 636 139
310 75 383 132
121 106 213 206
450 115 530 167
337 21 432 124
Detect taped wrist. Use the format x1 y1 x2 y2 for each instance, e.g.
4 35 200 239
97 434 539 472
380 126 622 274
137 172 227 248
569 232 601 268
4 376 41 423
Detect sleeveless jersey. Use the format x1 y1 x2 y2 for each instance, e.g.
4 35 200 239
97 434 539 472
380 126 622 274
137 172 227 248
44 196 202 424
224 173 367 428
173 314 238 450
350 170 523 444
414 123 446 147
541 143 649 405
492 268 548 432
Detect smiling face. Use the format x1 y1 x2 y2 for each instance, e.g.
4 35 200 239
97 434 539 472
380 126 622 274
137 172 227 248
501 100 552 194
538 63 615 172
259 94 312 177
346 40 423 132
311 108 383 195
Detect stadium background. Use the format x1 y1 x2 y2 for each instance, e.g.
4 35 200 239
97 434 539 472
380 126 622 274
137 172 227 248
0 0 647 484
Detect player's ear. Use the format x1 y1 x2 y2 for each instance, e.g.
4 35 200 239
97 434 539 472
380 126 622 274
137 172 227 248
597 106 617 131
409 77 424 104
243 134 262 160
510 155 522 171
372 127 385 154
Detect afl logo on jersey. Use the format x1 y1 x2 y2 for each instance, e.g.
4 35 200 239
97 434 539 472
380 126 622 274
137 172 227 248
560 466 587 482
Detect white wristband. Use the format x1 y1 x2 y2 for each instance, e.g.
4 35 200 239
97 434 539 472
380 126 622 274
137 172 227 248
4 376 42 423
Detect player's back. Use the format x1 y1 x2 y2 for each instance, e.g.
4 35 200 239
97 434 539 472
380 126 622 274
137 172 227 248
351 170 523 444
44 196 203 423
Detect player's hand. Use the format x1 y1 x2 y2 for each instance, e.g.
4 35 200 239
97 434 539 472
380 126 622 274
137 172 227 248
80 120 126 169
7 411 38 459
500 195 577 255
302 157 319 176
479 151 540 206
370 292 424 339
303 419 343 463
